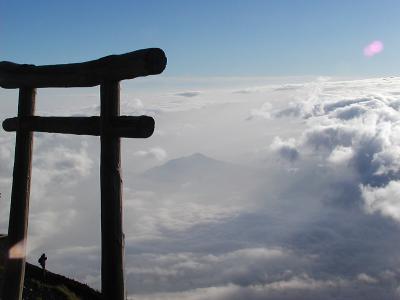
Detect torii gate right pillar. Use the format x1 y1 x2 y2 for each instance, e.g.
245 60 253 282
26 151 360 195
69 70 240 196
100 81 125 299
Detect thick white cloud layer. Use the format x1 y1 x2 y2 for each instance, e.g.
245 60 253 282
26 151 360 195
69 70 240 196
261 77 400 222
362 181 400 220
1 77 400 299
270 137 299 162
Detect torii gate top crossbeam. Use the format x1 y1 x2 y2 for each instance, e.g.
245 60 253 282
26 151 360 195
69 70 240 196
0 48 166 89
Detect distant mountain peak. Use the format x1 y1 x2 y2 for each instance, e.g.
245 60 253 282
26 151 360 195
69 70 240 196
189 152 207 159
180 152 217 162
160 152 221 167
137 152 258 193
142 152 232 181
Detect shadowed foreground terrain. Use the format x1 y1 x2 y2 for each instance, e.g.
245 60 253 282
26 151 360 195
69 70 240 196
0 235 101 300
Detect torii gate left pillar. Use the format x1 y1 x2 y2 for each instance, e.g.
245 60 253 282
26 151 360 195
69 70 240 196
0 48 167 300
3 87 36 300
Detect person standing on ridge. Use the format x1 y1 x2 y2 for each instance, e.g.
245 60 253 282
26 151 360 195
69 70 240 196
38 253 47 278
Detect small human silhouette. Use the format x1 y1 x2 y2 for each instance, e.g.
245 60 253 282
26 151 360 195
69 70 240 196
38 253 47 269
38 253 47 278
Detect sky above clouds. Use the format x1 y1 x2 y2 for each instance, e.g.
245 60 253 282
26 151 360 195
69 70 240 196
2 1 400 299
2 0 400 77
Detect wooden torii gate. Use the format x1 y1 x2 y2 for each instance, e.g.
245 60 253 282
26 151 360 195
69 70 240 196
0 48 167 300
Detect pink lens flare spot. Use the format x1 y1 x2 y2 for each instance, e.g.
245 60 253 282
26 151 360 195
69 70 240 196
364 40 384 57
9 240 26 259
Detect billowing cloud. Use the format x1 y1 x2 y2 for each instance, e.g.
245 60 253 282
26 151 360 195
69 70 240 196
264 77 400 221
247 102 272 120
133 147 168 161
270 137 299 162
327 146 354 165
362 180 400 221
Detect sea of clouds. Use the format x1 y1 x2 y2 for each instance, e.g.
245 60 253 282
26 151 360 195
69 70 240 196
1 76 400 299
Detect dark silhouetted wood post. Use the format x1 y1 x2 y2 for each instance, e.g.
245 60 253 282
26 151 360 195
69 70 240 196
2 88 36 300
100 81 125 300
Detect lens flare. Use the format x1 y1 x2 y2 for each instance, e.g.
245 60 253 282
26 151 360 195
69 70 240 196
9 240 26 259
364 40 384 57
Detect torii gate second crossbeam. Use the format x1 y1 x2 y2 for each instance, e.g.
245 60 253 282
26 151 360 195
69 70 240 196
0 48 167 300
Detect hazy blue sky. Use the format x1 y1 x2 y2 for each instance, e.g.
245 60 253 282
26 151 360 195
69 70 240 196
1 0 400 76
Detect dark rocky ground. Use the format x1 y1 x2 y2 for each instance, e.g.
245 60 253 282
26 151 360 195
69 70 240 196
21 262 102 300
0 235 102 300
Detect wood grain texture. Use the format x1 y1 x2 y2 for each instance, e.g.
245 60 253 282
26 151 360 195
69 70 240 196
0 48 167 89
2 88 36 300
3 115 154 138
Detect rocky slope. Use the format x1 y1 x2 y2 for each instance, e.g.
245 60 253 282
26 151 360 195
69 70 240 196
0 235 101 300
